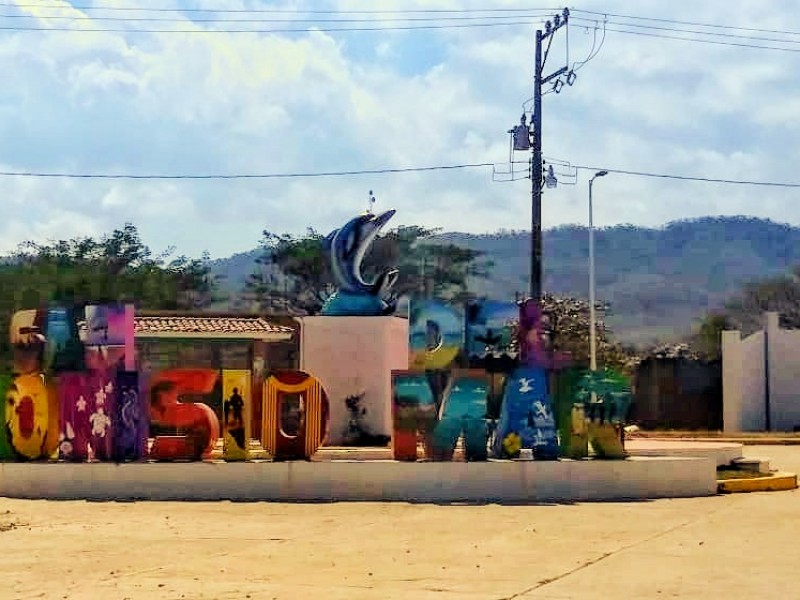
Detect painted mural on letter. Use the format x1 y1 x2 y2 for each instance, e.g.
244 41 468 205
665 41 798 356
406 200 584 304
222 370 251 461
409 300 462 371
262 370 329 461
148 368 221 461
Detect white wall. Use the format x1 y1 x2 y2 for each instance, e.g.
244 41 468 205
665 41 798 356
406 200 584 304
723 329 765 432
723 312 800 432
765 312 800 431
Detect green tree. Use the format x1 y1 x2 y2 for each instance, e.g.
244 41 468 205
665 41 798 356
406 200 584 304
245 224 492 314
686 264 800 357
503 295 637 375
0 223 218 371
538 294 638 375
691 312 734 360
723 266 800 335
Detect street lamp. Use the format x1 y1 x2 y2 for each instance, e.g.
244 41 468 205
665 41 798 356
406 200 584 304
588 170 608 376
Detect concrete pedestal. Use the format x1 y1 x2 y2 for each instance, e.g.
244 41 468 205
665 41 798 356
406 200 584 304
0 456 718 502
297 316 409 445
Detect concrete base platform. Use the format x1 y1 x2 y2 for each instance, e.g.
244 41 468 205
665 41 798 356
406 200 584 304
625 440 743 466
0 455 717 503
316 440 745 467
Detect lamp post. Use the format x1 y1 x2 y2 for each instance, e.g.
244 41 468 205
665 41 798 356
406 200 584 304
588 170 608 376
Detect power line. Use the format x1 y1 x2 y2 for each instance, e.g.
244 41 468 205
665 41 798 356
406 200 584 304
572 9 800 38
2 160 800 189
0 3 559 14
573 165 800 188
570 16 800 47
0 162 499 179
570 18 607 72
595 25 800 54
6 3 799 41
1 14 796 52
0 11 555 24
2 4 799 49
0 20 547 33
4 9 793 49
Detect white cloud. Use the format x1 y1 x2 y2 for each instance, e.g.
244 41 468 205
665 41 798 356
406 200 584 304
0 0 799 260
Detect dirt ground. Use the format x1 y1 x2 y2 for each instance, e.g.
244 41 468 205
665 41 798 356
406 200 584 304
2 445 799 600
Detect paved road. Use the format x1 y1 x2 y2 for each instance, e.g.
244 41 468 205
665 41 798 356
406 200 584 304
1 445 798 600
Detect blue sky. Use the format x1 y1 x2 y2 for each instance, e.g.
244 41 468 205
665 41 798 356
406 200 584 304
0 0 798 259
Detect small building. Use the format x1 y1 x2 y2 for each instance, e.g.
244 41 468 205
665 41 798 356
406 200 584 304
134 312 298 440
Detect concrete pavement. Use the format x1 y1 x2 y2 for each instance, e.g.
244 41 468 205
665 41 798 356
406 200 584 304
1 445 797 600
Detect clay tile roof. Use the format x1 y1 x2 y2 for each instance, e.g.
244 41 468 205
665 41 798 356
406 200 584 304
134 316 293 339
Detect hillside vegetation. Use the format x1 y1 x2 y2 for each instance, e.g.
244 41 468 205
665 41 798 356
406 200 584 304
208 216 800 346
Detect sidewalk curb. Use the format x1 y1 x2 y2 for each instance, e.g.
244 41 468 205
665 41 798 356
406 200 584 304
717 472 798 494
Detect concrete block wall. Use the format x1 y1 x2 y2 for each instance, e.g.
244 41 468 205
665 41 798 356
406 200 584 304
723 312 800 432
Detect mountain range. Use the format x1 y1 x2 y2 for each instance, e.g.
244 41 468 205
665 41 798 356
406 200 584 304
208 216 800 347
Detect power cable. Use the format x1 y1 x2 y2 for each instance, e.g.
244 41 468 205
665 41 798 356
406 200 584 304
570 16 800 47
572 9 800 38
0 20 548 33
1 161 799 189
2 13 796 51
0 162 500 179
594 25 800 54
0 3 559 14
570 18 607 72
0 12 556 24
5 3 799 40
574 165 800 188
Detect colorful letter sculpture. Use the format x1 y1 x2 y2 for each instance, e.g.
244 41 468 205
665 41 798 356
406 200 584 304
409 301 463 371
0 374 14 459
518 299 571 370
10 308 46 376
148 369 220 461
320 209 399 316
112 371 146 462
262 371 329 460
391 371 437 461
493 366 558 460
44 305 84 373
87 371 115 461
430 370 489 461
83 303 129 346
465 300 519 362
550 368 591 459
58 373 93 461
5 373 59 460
575 369 632 459
57 371 120 462
222 370 251 461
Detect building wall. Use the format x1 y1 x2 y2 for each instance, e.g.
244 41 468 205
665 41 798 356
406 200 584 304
722 312 800 432
631 358 722 430
136 339 251 373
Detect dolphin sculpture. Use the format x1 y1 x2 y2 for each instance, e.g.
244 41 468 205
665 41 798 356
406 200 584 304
321 209 399 316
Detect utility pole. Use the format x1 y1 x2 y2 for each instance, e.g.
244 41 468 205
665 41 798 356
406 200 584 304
529 7 570 301
531 28 543 301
